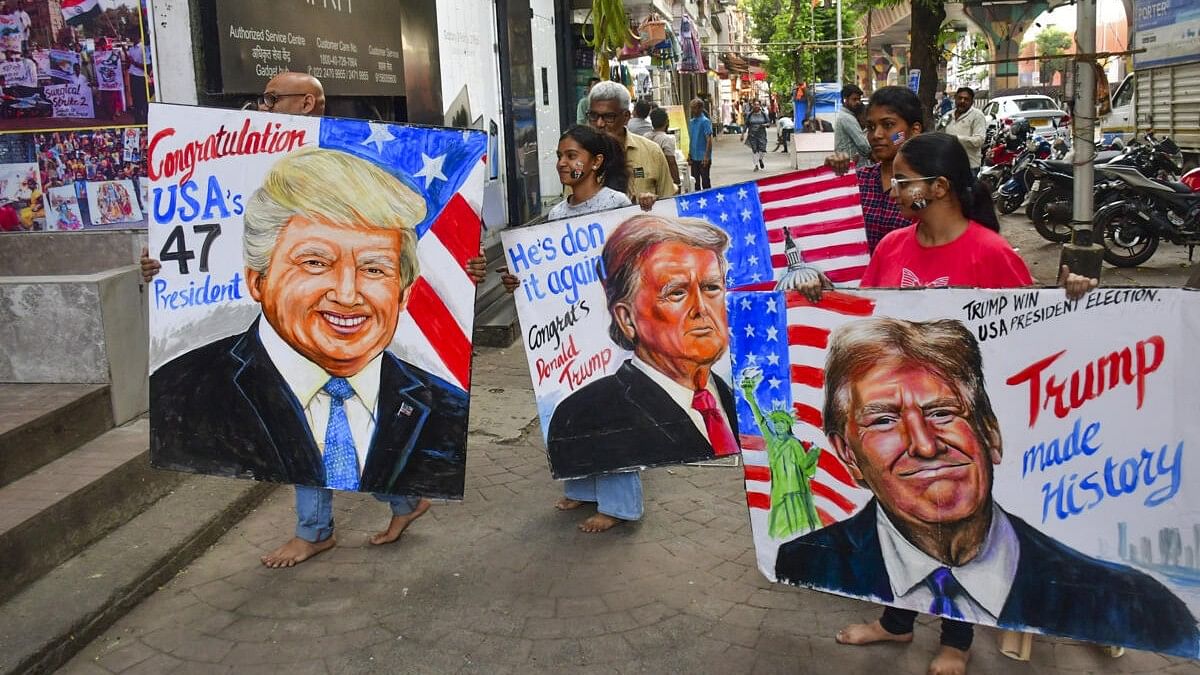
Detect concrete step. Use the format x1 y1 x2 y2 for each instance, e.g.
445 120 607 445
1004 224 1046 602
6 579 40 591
0 418 181 604
0 383 113 488
0 475 273 675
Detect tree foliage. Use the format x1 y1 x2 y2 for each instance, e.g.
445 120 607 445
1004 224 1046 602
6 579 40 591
1033 26 1073 85
743 0 863 98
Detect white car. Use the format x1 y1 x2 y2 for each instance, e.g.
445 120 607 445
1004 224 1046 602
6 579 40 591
981 95 1070 141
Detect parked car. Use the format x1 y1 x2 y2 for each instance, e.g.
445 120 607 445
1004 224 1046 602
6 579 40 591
982 95 1070 145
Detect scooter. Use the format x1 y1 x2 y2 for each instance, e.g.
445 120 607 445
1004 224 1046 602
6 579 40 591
994 133 1052 214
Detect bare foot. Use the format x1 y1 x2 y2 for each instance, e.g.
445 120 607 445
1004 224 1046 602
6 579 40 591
835 620 914 646
578 513 623 533
369 498 431 545
928 645 969 675
260 536 336 568
555 497 584 511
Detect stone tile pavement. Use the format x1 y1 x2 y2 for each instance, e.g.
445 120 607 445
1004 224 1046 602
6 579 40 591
58 135 1198 674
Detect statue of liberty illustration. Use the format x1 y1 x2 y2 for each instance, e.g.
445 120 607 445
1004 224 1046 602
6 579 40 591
740 365 822 539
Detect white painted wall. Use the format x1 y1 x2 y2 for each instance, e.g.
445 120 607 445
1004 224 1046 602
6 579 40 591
531 0 564 204
144 0 198 104
436 0 509 235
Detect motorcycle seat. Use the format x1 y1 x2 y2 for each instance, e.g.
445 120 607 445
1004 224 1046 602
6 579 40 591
1166 181 1194 194
1043 160 1074 173
1095 150 1121 164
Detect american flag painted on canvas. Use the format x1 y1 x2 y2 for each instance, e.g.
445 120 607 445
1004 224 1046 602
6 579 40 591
678 165 869 291
728 290 876 531
317 119 487 392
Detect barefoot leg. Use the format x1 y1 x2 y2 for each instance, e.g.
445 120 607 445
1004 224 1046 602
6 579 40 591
555 497 585 510
835 620 914 646
928 646 970 675
578 513 624 533
370 498 431 545
260 536 336 568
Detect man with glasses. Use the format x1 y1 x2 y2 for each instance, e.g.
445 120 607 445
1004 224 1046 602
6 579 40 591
256 71 325 115
585 80 675 205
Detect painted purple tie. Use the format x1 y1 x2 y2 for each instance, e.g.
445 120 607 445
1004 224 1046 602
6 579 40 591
926 566 965 619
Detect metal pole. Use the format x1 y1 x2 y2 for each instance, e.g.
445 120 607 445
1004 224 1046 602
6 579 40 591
1060 0 1104 279
837 0 844 84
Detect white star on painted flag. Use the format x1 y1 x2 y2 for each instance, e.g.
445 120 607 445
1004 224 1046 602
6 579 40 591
744 233 756 245
744 324 756 337
745 353 759 365
766 353 780 365
697 197 708 208
741 209 751 221
768 377 782 389
738 187 749 199
720 212 729 222
751 271 762 282
679 198 690 209
361 121 396 152
717 193 726 202
413 153 448 187
766 326 778 341
766 298 777 313
748 255 758 266
740 297 752 310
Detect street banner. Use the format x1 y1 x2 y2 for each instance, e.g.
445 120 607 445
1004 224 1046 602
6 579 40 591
93 50 124 92
46 83 94 118
732 285 1200 657
48 49 78 81
503 166 869 479
146 103 487 500
0 61 35 89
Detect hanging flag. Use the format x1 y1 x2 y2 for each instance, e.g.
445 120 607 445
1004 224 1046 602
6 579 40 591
61 0 101 26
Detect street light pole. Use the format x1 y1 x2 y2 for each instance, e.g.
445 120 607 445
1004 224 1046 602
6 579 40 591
836 0 843 84
1060 0 1104 280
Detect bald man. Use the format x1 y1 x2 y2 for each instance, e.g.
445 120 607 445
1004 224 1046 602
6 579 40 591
257 71 326 116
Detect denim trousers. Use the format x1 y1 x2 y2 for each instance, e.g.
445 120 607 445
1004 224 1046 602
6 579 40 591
294 485 421 543
563 471 644 521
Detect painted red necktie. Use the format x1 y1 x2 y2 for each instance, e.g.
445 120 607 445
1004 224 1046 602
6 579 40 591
691 389 739 456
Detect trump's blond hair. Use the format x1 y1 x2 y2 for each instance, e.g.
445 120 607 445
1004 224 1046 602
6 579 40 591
242 147 426 289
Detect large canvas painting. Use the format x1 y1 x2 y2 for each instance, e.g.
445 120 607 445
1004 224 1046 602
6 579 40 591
732 285 1200 657
502 167 869 479
147 103 487 499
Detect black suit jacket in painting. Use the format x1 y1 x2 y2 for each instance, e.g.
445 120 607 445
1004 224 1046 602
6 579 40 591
545 359 737 479
150 318 467 498
774 499 1200 657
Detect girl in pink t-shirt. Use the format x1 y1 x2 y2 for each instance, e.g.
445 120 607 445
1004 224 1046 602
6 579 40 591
777 132 1096 675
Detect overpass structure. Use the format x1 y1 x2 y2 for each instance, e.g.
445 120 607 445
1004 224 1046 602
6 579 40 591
859 0 1134 92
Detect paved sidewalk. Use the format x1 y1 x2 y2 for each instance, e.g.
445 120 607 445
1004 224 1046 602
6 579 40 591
59 135 1198 674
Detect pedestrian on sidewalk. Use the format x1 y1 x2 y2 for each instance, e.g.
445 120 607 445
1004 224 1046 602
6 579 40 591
499 125 648 533
141 72 488 569
773 113 794 152
585 80 675 203
576 77 601 125
686 98 713 191
824 85 926 252
777 132 1097 675
627 99 654 137
834 84 871 166
742 100 770 171
644 107 682 189
942 87 988 175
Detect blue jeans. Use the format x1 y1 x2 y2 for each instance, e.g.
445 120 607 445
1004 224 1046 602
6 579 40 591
563 471 643 521
294 485 421 543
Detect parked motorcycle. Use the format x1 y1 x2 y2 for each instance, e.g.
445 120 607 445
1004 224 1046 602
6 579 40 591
1025 134 1183 242
979 120 1034 196
994 133 1052 214
1094 163 1200 267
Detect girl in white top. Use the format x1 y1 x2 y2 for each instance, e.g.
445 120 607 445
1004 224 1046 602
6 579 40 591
502 125 651 533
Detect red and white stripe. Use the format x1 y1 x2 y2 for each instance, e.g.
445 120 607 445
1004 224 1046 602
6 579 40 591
742 290 876 526
389 158 485 392
757 166 870 286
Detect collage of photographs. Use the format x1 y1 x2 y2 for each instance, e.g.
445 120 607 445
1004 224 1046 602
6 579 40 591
0 0 153 231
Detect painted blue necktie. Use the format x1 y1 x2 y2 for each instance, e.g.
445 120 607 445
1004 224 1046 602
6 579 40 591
322 377 360 491
926 567 965 619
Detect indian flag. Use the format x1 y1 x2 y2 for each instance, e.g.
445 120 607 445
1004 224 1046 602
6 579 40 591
62 0 101 26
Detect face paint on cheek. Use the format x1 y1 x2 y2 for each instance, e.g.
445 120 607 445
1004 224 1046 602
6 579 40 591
891 131 906 145
569 161 585 180
909 187 928 210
